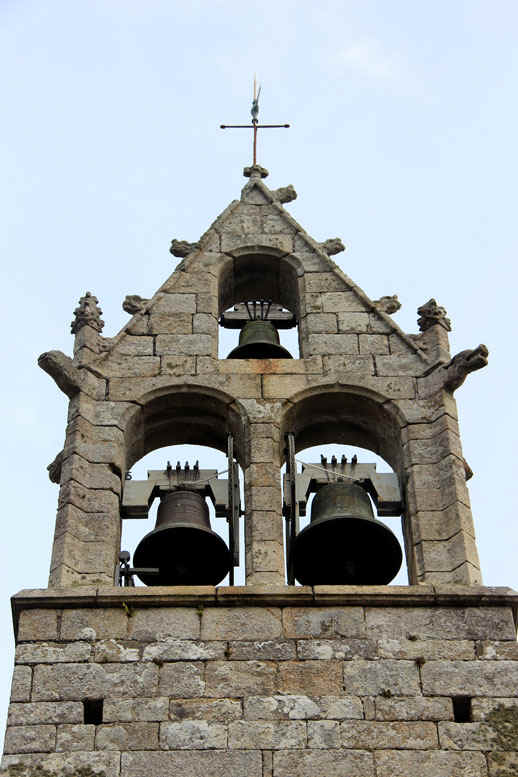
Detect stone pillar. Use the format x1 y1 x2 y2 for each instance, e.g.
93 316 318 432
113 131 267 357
244 422 285 585
49 394 124 587
403 394 481 585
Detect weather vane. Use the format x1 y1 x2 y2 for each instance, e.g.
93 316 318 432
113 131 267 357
220 77 290 166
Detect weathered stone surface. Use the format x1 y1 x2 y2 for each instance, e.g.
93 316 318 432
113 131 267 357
110 335 154 355
127 608 200 640
375 750 487 777
375 353 423 376
160 720 227 749
438 721 497 750
305 273 348 292
375 695 453 721
228 640 296 661
148 312 192 334
366 607 516 641
307 333 359 355
359 334 389 354
487 751 518 776
305 313 338 333
262 374 308 398
412 503 476 543
143 639 225 662
319 696 365 720
422 660 518 695
296 638 377 660
193 313 217 334
377 637 475 660
321 291 366 312
8 702 83 726
156 334 214 356
32 663 158 700
58 480 119 514
244 695 319 720
161 355 196 374
322 355 375 373
170 698 242 723
343 660 420 696
96 722 159 750
283 607 366 638
307 720 340 748
205 661 276 697
337 312 370 333
201 607 281 640
18 609 58 641
56 723 95 751
274 750 375 777
16 642 91 664
471 697 518 721
122 750 262 777
341 720 438 749
159 663 205 697
103 697 169 722
3 725 56 754
228 720 306 749
10 667 31 702
101 355 161 377
153 293 197 313
92 639 139 663
279 661 342 695
2 752 120 777
61 608 128 640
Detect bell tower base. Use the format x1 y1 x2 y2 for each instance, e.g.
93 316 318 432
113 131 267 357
2 586 518 777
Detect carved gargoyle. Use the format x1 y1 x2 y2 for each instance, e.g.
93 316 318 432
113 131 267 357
123 294 149 314
273 185 297 204
373 295 401 314
38 351 83 397
321 238 345 256
47 450 63 484
417 298 451 332
443 344 489 392
170 239 200 258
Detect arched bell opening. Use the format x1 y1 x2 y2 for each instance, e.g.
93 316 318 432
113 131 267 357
280 388 414 585
218 250 301 359
283 443 408 587
120 444 245 587
124 388 247 470
118 387 248 587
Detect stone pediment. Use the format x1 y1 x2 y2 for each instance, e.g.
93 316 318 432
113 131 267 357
76 171 428 376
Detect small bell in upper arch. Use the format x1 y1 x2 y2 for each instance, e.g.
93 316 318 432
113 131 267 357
227 320 292 359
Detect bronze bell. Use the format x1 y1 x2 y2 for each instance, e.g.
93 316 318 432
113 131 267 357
133 490 231 586
293 481 402 586
227 320 292 359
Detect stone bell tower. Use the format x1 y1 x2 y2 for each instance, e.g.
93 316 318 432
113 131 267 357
2 162 518 777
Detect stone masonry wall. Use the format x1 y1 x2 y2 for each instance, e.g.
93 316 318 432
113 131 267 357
3 588 518 777
40 168 486 589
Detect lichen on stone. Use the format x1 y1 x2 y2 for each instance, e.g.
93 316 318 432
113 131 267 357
487 703 518 750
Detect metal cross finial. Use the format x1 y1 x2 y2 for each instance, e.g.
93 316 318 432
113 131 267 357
220 79 290 166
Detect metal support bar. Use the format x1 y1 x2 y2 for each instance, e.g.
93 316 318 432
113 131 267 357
284 433 298 585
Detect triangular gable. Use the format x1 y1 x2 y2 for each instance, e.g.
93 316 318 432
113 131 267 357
89 173 428 369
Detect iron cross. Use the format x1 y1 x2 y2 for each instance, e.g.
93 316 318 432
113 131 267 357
220 79 290 166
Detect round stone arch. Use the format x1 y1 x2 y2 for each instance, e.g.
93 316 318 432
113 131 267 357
280 384 418 583
122 383 249 471
280 384 407 473
218 246 303 319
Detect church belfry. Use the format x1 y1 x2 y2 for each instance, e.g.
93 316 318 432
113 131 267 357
3 159 517 777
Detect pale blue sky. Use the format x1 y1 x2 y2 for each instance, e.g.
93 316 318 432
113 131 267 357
1 0 517 735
